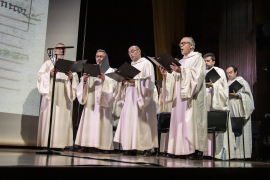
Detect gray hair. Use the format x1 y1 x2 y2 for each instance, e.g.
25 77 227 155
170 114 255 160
96 49 106 55
182 37 195 50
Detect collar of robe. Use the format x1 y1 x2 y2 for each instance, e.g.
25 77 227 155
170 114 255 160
131 57 145 65
183 51 200 59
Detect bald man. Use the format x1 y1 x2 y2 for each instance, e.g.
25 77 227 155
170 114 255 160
113 45 158 157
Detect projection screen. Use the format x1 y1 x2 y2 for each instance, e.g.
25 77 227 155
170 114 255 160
0 0 81 146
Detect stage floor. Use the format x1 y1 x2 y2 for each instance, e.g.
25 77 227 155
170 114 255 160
0 148 269 168
0 148 270 179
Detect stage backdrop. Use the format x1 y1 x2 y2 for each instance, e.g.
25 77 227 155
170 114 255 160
0 0 80 146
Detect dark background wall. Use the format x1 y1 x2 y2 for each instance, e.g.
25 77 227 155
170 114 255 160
76 0 155 69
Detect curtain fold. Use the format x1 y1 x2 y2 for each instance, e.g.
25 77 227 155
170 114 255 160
152 0 185 81
219 0 256 91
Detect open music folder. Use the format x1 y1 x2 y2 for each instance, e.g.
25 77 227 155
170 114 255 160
55 59 87 73
105 62 141 82
205 68 221 83
229 80 243 93
82 54 110 77
147 52 181 73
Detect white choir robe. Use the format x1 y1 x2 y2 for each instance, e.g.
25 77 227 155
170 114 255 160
114 58 158 151
228 76 255 159
159 88 172 153
204 66 236 160
112 97 124 150
75 68 116 150
161 51 208 155
37 59 79 148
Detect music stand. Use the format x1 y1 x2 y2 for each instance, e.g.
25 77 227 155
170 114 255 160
36 46 74 155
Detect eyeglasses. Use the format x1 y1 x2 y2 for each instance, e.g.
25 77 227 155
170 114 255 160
128 49 138 55
179 42 190 46
96 55 105 58
226 71 234 75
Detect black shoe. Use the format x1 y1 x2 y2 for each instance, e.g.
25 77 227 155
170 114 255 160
123 150 137 156
130 150 137 156
179 155 187 159
143 151 151 157
51 148 64 152
78 147 89 153
168 154 176 158
103 150 110 154
123 151 131 155
189 150 203 160
162 153 168 157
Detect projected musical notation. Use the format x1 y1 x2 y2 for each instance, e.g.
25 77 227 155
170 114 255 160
0 0 32 91
0 0 49 116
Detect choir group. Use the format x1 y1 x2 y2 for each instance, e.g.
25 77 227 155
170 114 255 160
37 37 254 160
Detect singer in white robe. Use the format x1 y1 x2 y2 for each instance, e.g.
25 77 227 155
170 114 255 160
37 59 78 148
204 66 236 160
114 47 158 151
227 73 254 159
158 88 172 153
75 68 116 150
161 51 208 156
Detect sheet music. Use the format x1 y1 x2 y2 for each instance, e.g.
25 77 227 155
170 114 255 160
0 0 49 116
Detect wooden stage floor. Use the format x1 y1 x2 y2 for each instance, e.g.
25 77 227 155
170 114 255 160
0 148 269 179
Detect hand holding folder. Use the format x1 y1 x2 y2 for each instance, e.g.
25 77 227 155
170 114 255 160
105 62 141 82
147 52 181 73
55 59 87 73
82 55 110 77
205 68 221 83
229 80 243 93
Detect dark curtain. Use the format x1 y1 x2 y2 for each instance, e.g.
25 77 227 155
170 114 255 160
219 0 256 91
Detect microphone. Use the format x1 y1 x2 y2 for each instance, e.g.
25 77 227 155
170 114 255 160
55 46 74 49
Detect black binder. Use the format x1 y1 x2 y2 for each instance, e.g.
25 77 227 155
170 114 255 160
229 80 243 93
147 52 181 73
99 54 110 74
83 63 101 77
105 62 141 82
55 59 87 73
156 80 163 88
205 68 221 83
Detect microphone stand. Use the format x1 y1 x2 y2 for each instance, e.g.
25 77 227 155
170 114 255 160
36 48 62 155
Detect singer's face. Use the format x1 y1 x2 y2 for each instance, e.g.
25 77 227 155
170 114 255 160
179 38 193 56
54 44 66 56
128 46 141 62
226 67 237 80
95 52 105 64
204 57 215 70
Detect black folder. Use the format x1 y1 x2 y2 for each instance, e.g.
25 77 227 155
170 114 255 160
55 59 87 73
229 80 243 93
83 63 101 77
156 80 163 88
82 55 110 77
105 62 141 82
205 68 221 83
147 52 181 73
99 54 110 74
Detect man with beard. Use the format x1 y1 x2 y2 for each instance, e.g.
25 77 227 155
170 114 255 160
113 45 158 157
203 53 236 160
75 49 116 154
